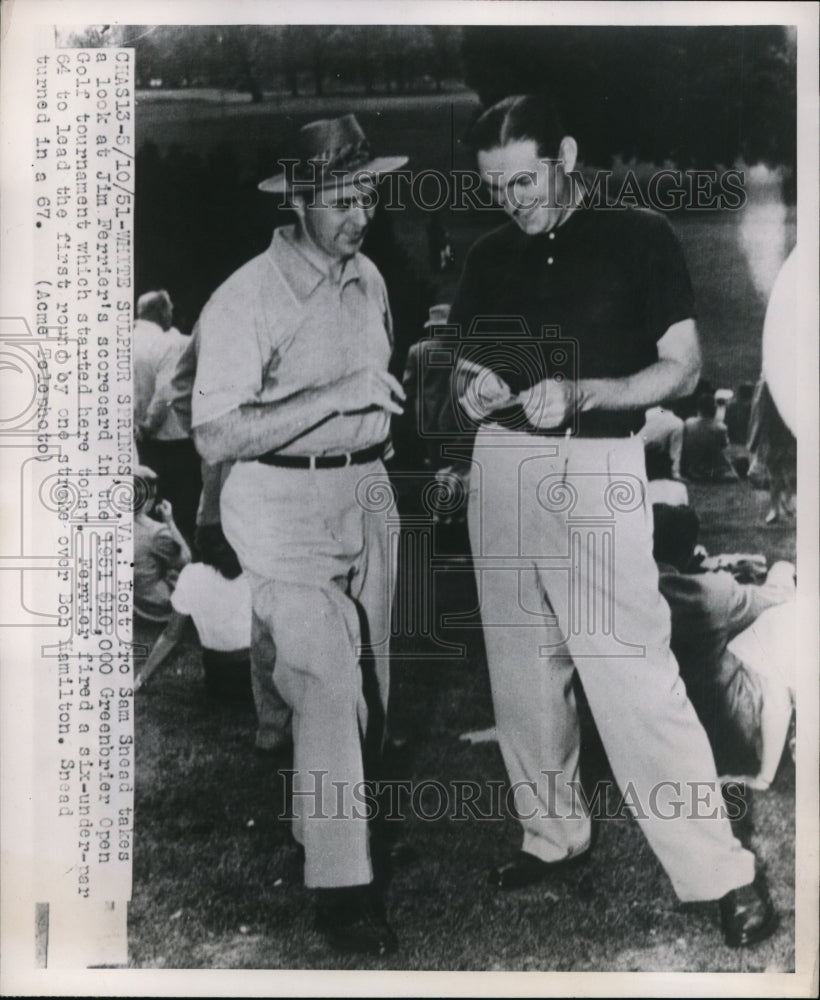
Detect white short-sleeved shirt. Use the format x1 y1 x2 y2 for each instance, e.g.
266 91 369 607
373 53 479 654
191 225 393 457
170 563 252 652
134 319 176 427
144 327 192 441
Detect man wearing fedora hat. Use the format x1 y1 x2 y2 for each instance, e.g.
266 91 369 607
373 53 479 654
191 114 407 956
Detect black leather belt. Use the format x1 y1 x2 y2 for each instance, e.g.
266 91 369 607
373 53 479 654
255 440 387 469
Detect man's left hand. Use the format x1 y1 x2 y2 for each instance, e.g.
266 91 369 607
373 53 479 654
518 378 579 430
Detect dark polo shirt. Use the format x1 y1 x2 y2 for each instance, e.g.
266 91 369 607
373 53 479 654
447 207 696 438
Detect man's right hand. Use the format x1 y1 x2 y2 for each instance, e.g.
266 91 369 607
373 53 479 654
328 367 406 416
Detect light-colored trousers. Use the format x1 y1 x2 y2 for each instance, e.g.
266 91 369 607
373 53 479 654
221 459 395 888
468 426 755 902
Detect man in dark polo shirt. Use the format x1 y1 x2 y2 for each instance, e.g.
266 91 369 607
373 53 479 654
449 95 776 948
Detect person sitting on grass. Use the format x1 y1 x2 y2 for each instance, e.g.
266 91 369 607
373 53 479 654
135 522 248 695
134 464 191 626
135 524 293 750
682 391 739 481
653 502 795 790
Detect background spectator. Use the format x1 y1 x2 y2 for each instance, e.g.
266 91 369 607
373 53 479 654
654 503 795 787
134 289 175 440
134 465 191 625
136 523 292 755
135 290 202 545
682 391 738 481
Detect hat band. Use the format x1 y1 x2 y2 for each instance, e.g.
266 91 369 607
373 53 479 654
292 138 374 184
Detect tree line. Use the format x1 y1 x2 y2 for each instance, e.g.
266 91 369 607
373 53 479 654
62 23 795 169
62 25 464 98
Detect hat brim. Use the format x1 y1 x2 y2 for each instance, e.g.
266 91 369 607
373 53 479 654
258 155 409 194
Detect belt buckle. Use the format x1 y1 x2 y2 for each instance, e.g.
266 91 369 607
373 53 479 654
344 452 352 467
309 455 316 470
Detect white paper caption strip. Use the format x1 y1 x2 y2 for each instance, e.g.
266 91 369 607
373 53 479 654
30 46 135 968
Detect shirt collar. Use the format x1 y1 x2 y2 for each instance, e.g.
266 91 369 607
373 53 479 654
269 224 362 303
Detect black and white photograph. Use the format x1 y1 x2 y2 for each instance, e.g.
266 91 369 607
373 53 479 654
0 1 817 994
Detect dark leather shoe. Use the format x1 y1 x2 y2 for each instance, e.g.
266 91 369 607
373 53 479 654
719 875 778 947
315 886 398 957
489 849 589 890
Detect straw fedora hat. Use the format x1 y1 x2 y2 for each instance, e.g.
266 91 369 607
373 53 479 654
258 113 408 195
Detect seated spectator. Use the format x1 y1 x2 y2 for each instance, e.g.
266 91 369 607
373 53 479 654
682 392 738 481
134 465 191 625
136 522 253 697
135 524 292 752
654 503 795 788
641 405 684 480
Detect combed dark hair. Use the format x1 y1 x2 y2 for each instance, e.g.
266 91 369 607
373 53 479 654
652 503 700 573
194 523 242 580
465 94 565 158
